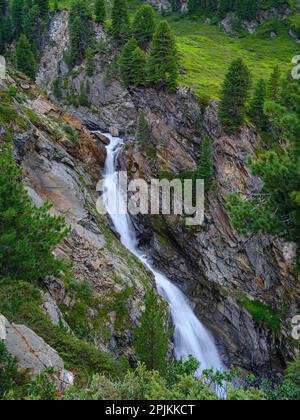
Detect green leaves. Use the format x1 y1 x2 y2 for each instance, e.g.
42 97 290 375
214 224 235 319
227 74 300 268
0 146 69 283
219 58 252 134
147 21 179 93
133 288 171 372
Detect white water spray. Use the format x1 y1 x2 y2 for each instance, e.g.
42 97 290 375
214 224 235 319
102 134 223 373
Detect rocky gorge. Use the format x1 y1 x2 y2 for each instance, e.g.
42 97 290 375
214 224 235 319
1 8 299 390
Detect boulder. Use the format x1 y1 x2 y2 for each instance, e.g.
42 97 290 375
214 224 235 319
0 314 74 391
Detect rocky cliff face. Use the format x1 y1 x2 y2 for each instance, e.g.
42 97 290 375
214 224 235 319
0 72 155 377
121 97 300 380
33 12 300 381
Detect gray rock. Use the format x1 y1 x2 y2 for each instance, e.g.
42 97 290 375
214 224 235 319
0 314 74 391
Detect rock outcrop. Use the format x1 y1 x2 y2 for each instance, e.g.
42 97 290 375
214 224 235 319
0 72 155 364
120 95 300 380
0 314 74 391
33 11 299 381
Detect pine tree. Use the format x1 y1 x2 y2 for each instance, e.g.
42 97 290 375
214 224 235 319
147 21 178 93
120 37 146 87
227 73 300 268
132 4 156 49
0 146 69 282
0 0 7 17
69 0 94 67
36 0 49 18
95 0 106 24
111 0 130 41
11 0 24 36
85 47 94 77
136 111 151 145
198 136 214 192
267 65 281 101
16 34 37 79
134 288 171 372
248 79 268 130
219 58 252 133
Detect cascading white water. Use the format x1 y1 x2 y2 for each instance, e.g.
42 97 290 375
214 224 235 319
102 133 223 373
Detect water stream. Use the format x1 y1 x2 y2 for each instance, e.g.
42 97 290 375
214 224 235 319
102 133 223 373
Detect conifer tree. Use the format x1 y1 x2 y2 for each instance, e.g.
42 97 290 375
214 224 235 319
69 0 94 66
136 111 151 145
0 0 7 17
132 4 156 49
37 0 49 18
219 58 252 133
11 0 24 36
227 73 300 268
111 0 130 41
248 79 268 130
267 65 281 101
16 34 37 79
134 288 171 372
0 146 69 282
198 136 214 192
95 0 106 24
147 21 178 93
85 47 94 77
120 37 146 87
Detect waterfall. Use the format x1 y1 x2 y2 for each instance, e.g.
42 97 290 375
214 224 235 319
102 134 223 373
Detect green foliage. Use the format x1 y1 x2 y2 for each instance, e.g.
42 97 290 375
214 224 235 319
227 74 300 268
133 288 172 372
16 35 37 79
85 47 94 77
120 37 146 87
111 0 130 41
248 79 268 130
132 4 156 49
68 0 94 67
219 58 252 133
147 20 179 93
279 357 300 400
0 341 29 399
0 146 69 282
94 0 106 24
136 111 151 145
198 136 214 192
238 298 281 333
0 280 121 383
64 361 266 400
63 124 78 143
267 65 281 101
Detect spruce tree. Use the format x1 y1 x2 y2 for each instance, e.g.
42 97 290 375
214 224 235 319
134 288 171 372
227 73 300 268
0 146 69 282
11 0 24 36
69 0 94 67
136 111 151 145
147 21 178 93
16 34 37 79
248 79 268 130
219 58 252 133
0 0 7 17
267 65 281 101
198 136 214 192
111 0 130 41
37 0 49 18
85 47 94 77
120 37 146 87
95 0 106 24
132 4 156 49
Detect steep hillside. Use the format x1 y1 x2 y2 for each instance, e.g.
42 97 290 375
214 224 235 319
1 0 300 401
